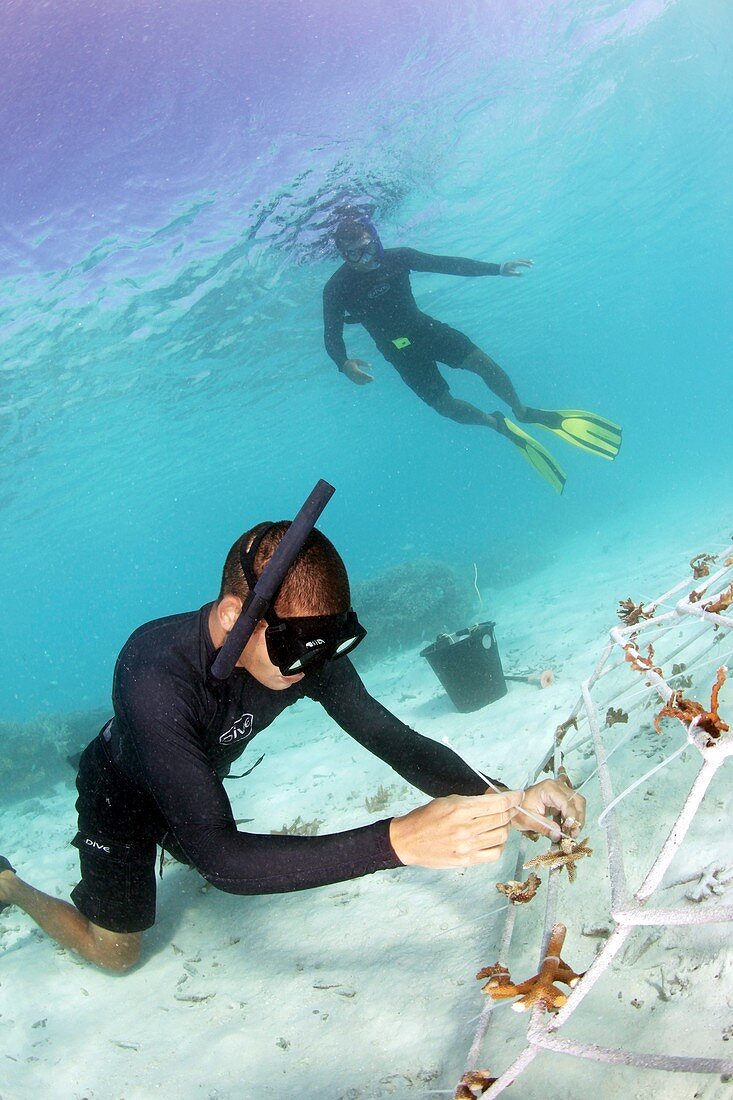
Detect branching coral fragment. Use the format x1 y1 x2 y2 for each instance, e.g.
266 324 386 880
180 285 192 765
654 667 729 745
667 861 733 903
605 706 629 727
496 872 541 904
477 923 583 1013
690 552 717 580
524 836 593 883
703 584 733 616
618 598 654 626
454 1070 498 1097
624 642 662 677
554 715 578 747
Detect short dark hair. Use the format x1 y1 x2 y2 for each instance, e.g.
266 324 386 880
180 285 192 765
219 522 350 616
334 217 371 247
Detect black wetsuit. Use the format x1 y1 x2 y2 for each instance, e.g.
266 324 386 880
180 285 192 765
71 603 491 933
323 248 501 405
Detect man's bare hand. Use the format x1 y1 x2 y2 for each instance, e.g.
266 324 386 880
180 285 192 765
389 790 522 869
342 358 374 385
499 259 533 277
512 779 586 840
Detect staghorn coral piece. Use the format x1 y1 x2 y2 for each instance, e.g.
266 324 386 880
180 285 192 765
605 706 629 727
477 923 583 1013
654 667 729 746
667 861 733 903
524 836 593 884
556 763 573 788
690 553 717 580
476 962 510 983
670 662 694 690
685 864 733 903
496 872 542 904
703 583 733 616
270 815 323 836
454 1070 498 1097
624 642 662 677
364 783 395 813
554 715 578 747
618 598 654 626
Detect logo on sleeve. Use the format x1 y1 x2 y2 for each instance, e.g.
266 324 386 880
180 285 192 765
219 713 254 745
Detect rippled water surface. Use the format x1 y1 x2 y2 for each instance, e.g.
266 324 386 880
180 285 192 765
1 1 731 719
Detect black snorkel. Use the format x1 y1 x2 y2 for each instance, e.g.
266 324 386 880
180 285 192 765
210 479 336 681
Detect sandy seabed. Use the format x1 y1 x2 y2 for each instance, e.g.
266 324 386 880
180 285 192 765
2 499 732 1100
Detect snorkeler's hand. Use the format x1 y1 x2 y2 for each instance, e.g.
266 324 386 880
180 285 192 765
389 790 522 869
499 259 533 277
513 779 586 839
342 359 374 385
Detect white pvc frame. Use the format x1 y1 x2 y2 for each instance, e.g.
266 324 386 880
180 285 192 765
457 548 733 1096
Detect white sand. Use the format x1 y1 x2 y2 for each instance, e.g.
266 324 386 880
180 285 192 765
2 501 732 1100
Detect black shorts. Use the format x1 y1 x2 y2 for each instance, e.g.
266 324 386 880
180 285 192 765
70 732 158 934
381 319 477 406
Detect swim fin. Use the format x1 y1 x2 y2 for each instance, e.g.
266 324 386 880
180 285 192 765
0 855 16 913
527 408 622 460
493 413 566 495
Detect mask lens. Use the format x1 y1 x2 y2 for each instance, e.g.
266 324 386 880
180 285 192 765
342 237 376 263
266 612 366 675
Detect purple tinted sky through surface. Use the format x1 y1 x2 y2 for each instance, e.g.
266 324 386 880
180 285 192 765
3 1 456 226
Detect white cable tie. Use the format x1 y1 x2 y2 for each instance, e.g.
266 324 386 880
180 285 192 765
597 739 688 827
442 736 572 840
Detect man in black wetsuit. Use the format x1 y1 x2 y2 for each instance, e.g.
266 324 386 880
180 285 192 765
0 521 584 971
323 214 622 493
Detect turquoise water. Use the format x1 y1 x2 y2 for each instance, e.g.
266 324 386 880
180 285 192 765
2 5 733 1097
1 0 731 722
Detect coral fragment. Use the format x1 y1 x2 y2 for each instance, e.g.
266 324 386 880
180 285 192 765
605 706 629 727
454 1070 498 1097
496 872 542 904
704 584 733 616
654 667 729 745
618 598 654 626
524 836 593 883
477 924 583 1013
690 553 717 580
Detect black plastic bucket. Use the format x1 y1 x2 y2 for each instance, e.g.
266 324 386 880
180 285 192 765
420 621 507 712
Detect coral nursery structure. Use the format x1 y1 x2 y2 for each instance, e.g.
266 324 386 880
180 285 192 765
456 543 733 1097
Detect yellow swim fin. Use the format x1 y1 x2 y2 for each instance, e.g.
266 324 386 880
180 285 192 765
530 408 622 460
494 414 566 495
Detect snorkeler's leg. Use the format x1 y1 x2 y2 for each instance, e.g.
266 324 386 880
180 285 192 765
406 365 565 492
431 391 502 428
0 866 142 971
458 347 527 417
390 351 504 429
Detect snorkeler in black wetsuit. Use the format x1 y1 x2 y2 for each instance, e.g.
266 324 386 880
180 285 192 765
0 510 584 972
323 214 623 494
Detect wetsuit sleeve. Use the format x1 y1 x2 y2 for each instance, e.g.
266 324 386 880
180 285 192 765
400 247 501 278
306 658 500 796
113 661 400 896
323 278 349 370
